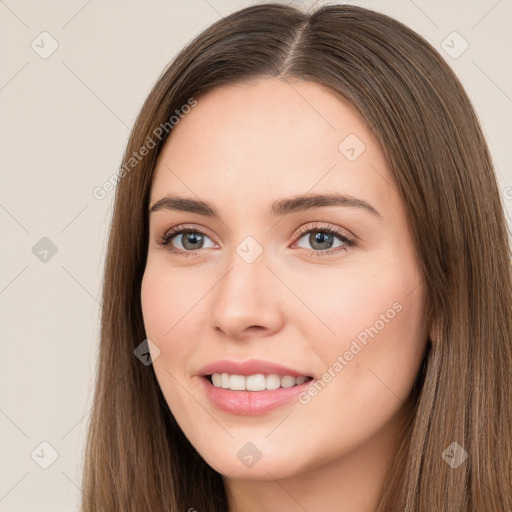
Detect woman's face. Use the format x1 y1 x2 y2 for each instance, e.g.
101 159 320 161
141 77 428 480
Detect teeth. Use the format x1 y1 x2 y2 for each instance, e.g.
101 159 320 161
210 373 310 391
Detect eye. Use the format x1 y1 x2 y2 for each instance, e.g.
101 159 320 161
155 224 215 256
155 222 355 257
292 223 355 256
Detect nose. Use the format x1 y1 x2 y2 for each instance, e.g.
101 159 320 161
208 249 283 340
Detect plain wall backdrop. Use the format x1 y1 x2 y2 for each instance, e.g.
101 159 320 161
0 0 511 510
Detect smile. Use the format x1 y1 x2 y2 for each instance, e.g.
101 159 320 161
209 372 313 391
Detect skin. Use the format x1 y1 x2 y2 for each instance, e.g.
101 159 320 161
141 77 429 512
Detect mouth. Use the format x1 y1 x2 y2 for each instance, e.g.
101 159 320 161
199 372 316 415
204 373 314 392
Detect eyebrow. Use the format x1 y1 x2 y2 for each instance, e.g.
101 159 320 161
149 192 381 218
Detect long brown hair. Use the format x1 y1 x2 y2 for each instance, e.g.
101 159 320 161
80 3 512 510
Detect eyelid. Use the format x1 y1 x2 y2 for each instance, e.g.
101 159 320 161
158 222 353 242
294 222 355 242
161 223 214 239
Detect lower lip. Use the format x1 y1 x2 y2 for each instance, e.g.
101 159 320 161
199 376 316 415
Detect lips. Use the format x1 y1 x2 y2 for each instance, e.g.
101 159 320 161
199 371 316 415
196 359 316 415
197 358 314 379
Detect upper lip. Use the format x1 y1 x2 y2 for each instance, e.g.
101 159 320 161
198 359 313 378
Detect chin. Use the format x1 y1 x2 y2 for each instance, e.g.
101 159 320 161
201 448 307 481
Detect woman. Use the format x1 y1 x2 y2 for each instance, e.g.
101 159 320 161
80 3 512 511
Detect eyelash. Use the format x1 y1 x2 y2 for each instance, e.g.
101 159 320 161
155 223 355 258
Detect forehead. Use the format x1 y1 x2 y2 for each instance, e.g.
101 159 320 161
150 77 396 216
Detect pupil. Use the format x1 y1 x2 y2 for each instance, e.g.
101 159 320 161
311 232 332 250
183 232 202 250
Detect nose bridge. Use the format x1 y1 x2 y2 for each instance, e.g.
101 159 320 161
216 239 269 311
208 236 281 337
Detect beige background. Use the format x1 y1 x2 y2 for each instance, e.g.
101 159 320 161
0 0 510 510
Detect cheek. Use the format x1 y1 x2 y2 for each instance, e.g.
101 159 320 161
290 261 416 351
140 266 195 369
306 251 426 384
140 262 201 337
140 267 201 412
140 272 170 338
327 271 427 406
